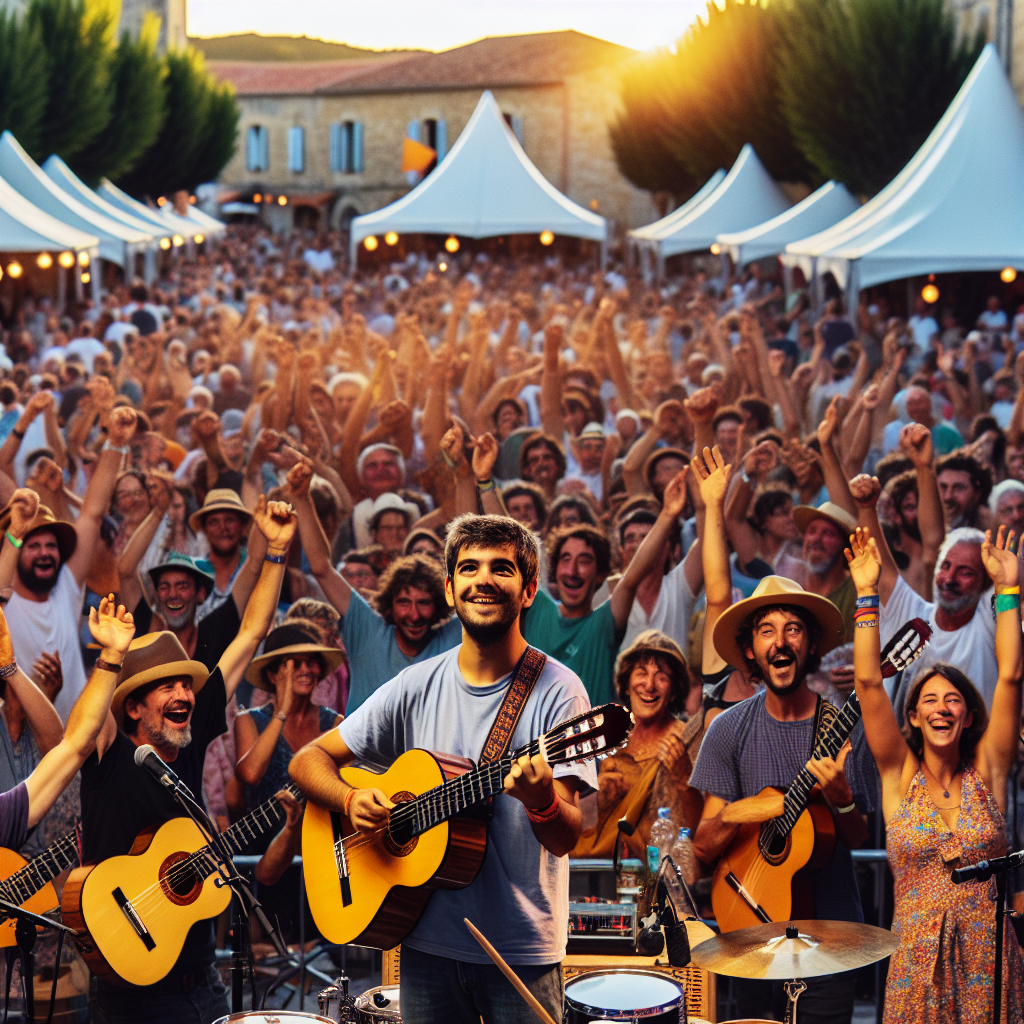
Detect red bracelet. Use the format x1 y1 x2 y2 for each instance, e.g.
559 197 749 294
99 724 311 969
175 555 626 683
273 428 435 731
526 795 560 823
343 788 356 817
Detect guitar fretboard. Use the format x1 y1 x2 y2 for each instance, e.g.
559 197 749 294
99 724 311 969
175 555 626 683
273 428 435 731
0 830 79 908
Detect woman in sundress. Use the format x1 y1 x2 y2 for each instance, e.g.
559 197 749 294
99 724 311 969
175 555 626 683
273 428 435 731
846 525 1024 1024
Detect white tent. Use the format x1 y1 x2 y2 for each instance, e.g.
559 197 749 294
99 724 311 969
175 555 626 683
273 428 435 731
0 132 150 268
628 169 726 243
350 90 606 264
632 145 791 260
717 181 859 266
0 172 98 254
178 204 226 236
96 178 193 239
783 45 1024 305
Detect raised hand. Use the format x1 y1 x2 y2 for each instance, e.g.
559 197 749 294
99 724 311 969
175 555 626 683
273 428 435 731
378 399 411 432
848 474 881 511
981 525 1019 590
817 395 846 447
274 659 295 718
440 423 471 479
844 526 881 594
24 391 54 419
471 432 499 483
743 440 778 480
194 410 221 441
661 468 690 519
253 493 298 552
286 457 315 500
690 445 732 509
31 651 62 703
88 594 136 656
861 383 881 411
653 399 687 440
6 488 40 540
898 422 934 469
683 383 721 425
106 406 138 448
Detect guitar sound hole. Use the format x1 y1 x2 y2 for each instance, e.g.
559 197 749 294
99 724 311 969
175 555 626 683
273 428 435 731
159 852 202 906
758 822 791 866
383 791 419 857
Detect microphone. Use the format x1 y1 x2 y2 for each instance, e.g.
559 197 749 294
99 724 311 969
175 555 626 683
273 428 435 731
134 744 187 794
951 850 1024 884
635 861 691 967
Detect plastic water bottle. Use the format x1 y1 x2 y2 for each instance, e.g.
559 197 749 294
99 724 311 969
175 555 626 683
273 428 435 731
670 827 698 886
647 807 676 874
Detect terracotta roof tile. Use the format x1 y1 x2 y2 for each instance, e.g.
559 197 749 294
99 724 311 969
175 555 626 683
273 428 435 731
317 31 635 94
208 57 414 96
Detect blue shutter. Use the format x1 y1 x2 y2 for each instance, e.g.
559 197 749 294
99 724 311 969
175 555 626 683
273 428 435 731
435 118 447 161
407 120 419 143
259 127 269 171
288 126 304 173
352 122 364 173
511 115 524 146
330 123 343 173
246 127 259 171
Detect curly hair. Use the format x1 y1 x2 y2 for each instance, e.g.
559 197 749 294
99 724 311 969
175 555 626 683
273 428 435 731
902 663 987 763
884 470 918 514
748 485 793 534
372 553 449 627
519 433 567 482
501 482 548 526
546 523 612 587
734 604 823 677
936 450 993 506
444 513 540 590
614 630 690 715
543 494 598 536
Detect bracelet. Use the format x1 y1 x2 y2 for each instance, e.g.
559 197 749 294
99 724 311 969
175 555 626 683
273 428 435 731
343 788 356 818
997 585 1021 595
740 469 752 485
95 658 123 674
995 593 1021 613
855 595 880 608
11 429 24 441
525 795 561 823
835 801 858 815
4 533 21 549
275 710 287 723
855 619 879 628
0 662 16 679
476 478 495 492
265 552 287 564
102 442 131 455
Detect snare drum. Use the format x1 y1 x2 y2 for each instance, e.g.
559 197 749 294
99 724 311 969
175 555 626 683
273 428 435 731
354 985 402 1023
213 1014 335 1024
564 969 685 1022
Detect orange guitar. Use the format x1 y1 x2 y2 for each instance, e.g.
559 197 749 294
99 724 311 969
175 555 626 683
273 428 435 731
711 618 930 932
302 703 632 949
0 830 79 945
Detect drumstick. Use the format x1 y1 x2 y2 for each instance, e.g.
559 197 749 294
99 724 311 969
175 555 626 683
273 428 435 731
464 918 558 1024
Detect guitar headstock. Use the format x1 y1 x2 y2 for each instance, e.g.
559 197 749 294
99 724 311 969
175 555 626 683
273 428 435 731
880 617 931 678
541 703 633 766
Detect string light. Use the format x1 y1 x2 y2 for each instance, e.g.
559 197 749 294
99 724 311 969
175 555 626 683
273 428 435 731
364 236 378 251
157 196 167 206
58 252 76 268
172 235 184 247
539 231 554 246
1001 267 1017 283
921 283 940 304
81 272 90 284
445 235 460 253
253 194 262 204
7 262 22 279
78 252 89 267
36 253 53 269
159 238 171 250
193 234 205 244
710 243 722 255
277 195 287 206
438 261 448 271
385 232 399 246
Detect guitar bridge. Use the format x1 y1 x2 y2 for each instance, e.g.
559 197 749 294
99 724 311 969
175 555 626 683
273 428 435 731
112 887 155 951
329 812 353 908
725 872 772 924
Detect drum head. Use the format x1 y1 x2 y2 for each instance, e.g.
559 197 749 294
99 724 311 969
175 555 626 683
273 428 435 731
565 969 683 1014
213 1014 335 1023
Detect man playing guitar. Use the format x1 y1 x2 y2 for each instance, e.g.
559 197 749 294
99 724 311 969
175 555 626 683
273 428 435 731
689 447 876 1024
290 514 596 1024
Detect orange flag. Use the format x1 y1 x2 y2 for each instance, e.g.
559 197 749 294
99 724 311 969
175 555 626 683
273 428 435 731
401 137 437 174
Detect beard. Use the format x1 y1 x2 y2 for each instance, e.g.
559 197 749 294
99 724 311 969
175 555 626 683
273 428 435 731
17 559 59 595
934 584 979 614
159 721 192 749
158 598 196 630
804 549 840 576
454 589 522 646
756 645 808 696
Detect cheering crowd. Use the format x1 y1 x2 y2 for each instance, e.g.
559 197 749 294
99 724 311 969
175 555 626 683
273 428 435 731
0 223 1021 1023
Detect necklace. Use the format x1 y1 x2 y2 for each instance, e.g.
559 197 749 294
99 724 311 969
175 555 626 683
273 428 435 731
922 760 957 800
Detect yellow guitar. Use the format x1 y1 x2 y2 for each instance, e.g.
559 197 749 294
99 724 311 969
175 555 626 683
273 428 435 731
302 703 631 949
0 830 79 944
62 785 297 986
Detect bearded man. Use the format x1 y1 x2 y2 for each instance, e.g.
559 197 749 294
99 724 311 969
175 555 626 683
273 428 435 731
791 501 858 640
0 407 137 722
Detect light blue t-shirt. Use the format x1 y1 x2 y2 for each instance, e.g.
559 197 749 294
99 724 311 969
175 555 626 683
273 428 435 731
339 646 598 965
341 590 462 714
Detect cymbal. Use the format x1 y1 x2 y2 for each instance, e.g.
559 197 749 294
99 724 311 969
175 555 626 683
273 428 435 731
691 920 899 980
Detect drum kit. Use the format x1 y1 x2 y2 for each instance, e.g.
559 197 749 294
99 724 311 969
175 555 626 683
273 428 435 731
213 918 895 1024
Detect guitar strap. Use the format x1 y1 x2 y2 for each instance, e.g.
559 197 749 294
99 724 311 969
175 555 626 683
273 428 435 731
479 645 548 765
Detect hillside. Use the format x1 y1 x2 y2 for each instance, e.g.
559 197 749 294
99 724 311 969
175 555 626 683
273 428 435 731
189 33 419 62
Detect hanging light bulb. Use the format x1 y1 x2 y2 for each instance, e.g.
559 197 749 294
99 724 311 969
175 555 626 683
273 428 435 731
36 253 53 269
278 195 287 206
78 251 89 267
58 251 76 268
172 235 184 247
384 231 399 246
159 237 172 251
1001 267 1017 283
438 261 448 272
921 283 940 304
253 194 263 204
710 243 722 255
7 262 23 279
81 272 91 284
539 231 554 246
157 196 167 206
364 235 379 252
193 234 205 244
445 235 460 253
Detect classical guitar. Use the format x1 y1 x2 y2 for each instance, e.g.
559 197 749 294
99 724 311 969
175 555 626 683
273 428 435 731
711 618 931 933
0 829 79 945
302 702 632 949
62 783 299 986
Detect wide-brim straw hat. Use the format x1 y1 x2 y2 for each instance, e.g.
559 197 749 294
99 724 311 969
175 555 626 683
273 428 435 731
0 503 77 563
792 501 858 539
642 447 689 492
188 488 253 534
111 631 209 727
244 622 344 690
713 575 846 671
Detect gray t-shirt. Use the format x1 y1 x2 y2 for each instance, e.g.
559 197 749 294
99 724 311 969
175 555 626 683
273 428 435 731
339 646 598 965
690 688 878 922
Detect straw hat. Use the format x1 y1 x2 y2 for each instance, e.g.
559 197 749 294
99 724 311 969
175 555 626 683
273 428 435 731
244 622 344 690
792 501 858 539
642 447 689 492
147 551 215 594
188 488 252 534
0 503 77 563
111 631 209 727
712 575 846 670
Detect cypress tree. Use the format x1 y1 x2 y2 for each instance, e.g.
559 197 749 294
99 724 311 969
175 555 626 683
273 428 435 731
0 9 48 157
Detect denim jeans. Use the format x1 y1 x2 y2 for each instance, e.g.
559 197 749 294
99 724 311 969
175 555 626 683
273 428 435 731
399 945 563 1024
93 964 229 1024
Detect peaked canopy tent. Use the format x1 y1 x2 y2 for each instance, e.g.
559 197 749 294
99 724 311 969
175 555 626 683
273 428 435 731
630 145 791 276
179 204 226 236
782 45 1024 312
350 90 606 265
628 169 726 245
717 181 859 266
97 178 195 239
0 132 151 273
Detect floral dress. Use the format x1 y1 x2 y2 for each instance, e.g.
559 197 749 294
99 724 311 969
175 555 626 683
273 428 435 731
885 766 1024 1023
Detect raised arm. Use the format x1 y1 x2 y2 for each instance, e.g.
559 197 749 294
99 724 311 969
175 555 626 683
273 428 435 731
470 432 507 517
898 423 943 591
724 442 777 567
235 662 295 787
116 479 171 612
0 391 53 480
338 351 389 497
0 607 61 753
816 396 858 518
691 445 733 674
540 321 565 439
440 424 480 519
600 300 636 411
849 474 900 605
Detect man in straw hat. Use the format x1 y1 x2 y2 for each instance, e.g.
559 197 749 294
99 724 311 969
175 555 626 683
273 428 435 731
0 405 138 722
188 486 252 623
79 497 297 1024
687 447 876 1024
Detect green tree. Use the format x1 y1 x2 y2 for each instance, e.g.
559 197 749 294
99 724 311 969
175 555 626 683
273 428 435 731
777 0 984 196
71 13 166 184
0 9 49 156
25 0 114 162
189 78 239 188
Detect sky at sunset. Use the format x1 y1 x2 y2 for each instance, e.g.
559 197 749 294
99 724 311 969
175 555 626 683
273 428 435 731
187 0 707 54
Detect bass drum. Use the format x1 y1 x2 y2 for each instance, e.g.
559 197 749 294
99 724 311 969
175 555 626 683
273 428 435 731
564 969 685 1022
354 985 402 1023
213 1015 335 1024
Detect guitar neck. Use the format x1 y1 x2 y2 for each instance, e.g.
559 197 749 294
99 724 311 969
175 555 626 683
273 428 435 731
0 830 79 908
217 783 300 857
778 694 862 835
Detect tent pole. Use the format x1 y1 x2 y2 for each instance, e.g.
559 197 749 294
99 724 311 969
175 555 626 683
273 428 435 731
74 264 84 304
91 261 101 306
783 262 793 304
57 267 67 315
846 263 859 328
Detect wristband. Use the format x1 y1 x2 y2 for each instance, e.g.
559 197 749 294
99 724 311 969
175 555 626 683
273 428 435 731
740 469 752 485
95 658 123 674
835 801 858 815
997 585 1021 595
4 533 21 549
265 552 287 564
275 711 287 723
103 442 131 455
343 788 356 818
855 619 879 628
855 595 880 608
476 478 495 492
11 429 24 441
0 662 16 679
525 795 561 823
996 593 1020 614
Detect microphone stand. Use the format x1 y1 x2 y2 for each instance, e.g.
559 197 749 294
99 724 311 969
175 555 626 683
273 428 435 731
951 848 1024 1024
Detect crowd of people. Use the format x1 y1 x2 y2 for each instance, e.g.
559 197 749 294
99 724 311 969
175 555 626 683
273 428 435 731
0 222 1020 1023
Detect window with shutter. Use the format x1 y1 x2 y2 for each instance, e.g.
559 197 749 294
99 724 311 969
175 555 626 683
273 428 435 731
436 118 447 161
247 126 269 172
331 122 350 174
407 120 420 143
288 126 305 173
259 127 269 172
352 122 364 173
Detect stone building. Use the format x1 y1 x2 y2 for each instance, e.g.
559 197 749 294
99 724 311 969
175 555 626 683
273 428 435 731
209 31 659 235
